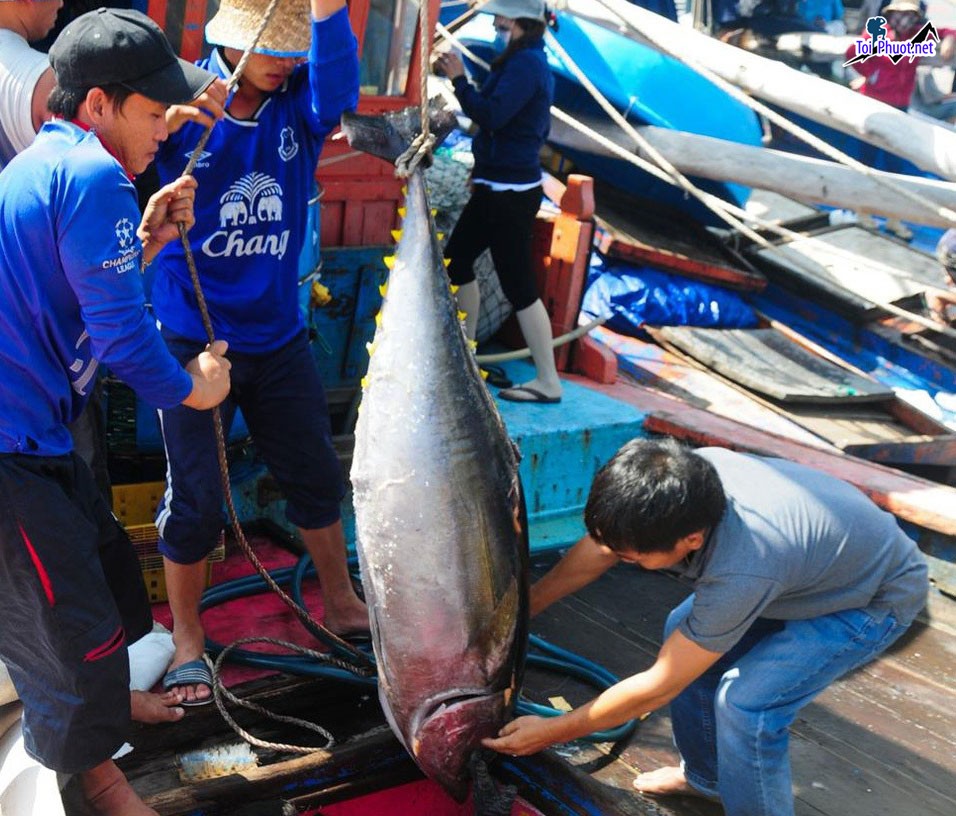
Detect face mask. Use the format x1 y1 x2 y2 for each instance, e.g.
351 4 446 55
493 27 511 52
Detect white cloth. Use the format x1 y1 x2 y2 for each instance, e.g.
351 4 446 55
0 29 47 169
0 662 15 707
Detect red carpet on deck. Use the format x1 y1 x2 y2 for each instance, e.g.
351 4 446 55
151 533 331 688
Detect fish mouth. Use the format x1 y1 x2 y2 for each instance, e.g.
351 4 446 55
409 688 509 801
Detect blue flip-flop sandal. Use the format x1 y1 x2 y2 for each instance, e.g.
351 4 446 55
162 657 214 707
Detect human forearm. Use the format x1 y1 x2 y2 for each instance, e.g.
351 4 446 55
312 0 346 21
530 534 617 617
483 631 722 756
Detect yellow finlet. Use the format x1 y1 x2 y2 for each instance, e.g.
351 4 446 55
450 284 459 294
379 282 388 297
469 339 478 351
401 185 408 195
480 368 489 380
391 230 402 242
430 208 438 217
383 256 395 270
437 232 445 241
375 312 382 327
366 340 376 356
361 375 370 389
397 206 407 218
443 258 451 267
309 281 332 308
457 310 467 322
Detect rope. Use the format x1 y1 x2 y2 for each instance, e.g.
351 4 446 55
173 0 374 692
434 21 956 338
547 105 956 340
589 0 956 227
544 31 775 250
395 0 437 177
211 642 337 754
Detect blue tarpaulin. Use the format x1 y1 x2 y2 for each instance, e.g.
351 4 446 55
582 254 758 336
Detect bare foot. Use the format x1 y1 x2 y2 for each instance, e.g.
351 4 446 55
81 760 158 815
130 690 185 724
323 599 370 638
633 766 715 800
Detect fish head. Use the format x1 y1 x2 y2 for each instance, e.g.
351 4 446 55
410 686 514 802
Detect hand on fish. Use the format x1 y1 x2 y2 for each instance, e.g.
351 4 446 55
481 715 561 757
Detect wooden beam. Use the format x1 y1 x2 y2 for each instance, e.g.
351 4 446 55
548 118 956 227
567 0 956 181
569 373 956 536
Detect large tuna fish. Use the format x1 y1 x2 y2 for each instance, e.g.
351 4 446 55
343 105 529 801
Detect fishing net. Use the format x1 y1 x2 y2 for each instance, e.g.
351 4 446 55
425 145 513 344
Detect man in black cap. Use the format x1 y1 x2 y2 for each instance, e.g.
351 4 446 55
0 9 231 815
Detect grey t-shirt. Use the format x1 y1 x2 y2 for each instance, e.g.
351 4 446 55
671 448 928 654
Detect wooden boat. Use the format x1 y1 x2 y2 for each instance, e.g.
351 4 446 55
647 323 956 481
751 281 956 426
744 224 956 373
9 3 956 815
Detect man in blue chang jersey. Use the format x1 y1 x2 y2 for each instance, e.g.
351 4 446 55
0 9 231 815
152 0 368 705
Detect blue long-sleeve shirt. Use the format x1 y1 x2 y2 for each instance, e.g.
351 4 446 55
0 120 193 455
151 8 358 352
452 38 554 185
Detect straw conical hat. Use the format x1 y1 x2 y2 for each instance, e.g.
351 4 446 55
206 0 311 58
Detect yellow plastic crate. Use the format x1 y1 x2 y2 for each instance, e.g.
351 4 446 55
112 481 224 603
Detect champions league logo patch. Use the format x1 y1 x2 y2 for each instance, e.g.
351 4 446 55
115 218 136 251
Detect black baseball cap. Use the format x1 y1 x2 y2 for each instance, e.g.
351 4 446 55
49 8 214 105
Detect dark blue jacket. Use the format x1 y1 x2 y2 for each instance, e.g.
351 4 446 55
452 38 554 184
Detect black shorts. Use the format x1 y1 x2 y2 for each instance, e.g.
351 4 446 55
445 184 543 312
0 453 151 772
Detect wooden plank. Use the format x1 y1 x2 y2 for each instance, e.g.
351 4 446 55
654 326 893 404
566 374 956 536
531 551 956 816
645 328 954 465
751 226 951 320
593 326 834 449
592 185 766 292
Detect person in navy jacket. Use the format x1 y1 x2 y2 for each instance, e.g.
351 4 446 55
435 0 562 404
151 0 369 705
0 9 230 815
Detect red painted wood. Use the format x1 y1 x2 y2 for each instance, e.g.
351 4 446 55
312 778 544 816
179 0 207 62
572 334 618 384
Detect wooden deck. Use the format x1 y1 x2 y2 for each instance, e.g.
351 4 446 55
524 549 956 816
71 535 956 816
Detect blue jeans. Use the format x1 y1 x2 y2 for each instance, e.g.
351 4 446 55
665 595 911 816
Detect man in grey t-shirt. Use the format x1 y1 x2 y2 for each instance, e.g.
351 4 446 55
482 439 928 816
